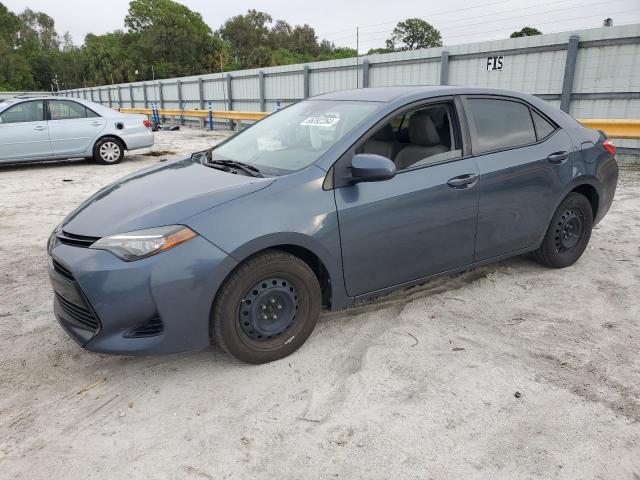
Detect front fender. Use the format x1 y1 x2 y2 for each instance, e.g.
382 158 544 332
185 166 353 311
226 231 351 311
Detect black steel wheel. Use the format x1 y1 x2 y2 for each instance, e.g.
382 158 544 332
533 192 593 268
212 250 321 364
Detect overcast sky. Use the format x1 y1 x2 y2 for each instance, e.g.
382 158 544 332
4 0 640 51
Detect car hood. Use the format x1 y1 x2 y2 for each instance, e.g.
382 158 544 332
62 158 275 237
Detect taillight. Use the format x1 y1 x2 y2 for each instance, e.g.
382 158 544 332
143 118 151 129
603 138 616 156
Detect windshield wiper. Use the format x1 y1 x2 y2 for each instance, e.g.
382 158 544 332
201 149 263 177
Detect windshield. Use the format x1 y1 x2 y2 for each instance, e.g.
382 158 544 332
212 100 379 175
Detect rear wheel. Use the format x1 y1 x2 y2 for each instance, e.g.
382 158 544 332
533 192 593 268
212 250 321 364
94 137 124 165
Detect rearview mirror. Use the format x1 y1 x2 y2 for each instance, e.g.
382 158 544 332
350 153 396 183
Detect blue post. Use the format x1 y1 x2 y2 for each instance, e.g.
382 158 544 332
276 100 281 111
208 101 213 131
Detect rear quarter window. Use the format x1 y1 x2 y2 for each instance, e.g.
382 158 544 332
466 98 536 154
531 109 556 140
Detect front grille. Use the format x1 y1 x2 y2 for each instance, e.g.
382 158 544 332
124 316 164 338
55 293 100 331
57 230 100 248
50 256 101 335
52 258 74 281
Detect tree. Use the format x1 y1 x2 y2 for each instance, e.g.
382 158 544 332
125 0 220 77
510 27 542 38
0 1 371 90
385 18 442 51
17 8 59 51
269 19 293 50
219 10 272 67
289 24 318 55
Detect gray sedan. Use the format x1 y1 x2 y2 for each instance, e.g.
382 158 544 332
47 86 618 364
0 96 153 164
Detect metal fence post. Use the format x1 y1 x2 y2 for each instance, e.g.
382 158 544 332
362 59 370 88
108 88 113 108
117 85 122 110
198 77 205 129
226 75 233 130
560 34 580 113
177 80 184 125
158 82 164 110
198 78 205 109
143 83 148 108
259 71 266 112
158 82 164 122
129 84 134 108
440 50 450 85
303 66 310 99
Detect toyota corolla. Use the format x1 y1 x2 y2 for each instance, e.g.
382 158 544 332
47 86 618 364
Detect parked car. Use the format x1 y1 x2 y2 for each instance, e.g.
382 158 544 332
47 86 618 364
0 95 153 164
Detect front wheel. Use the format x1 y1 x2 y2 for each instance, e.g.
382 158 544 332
533 192 593 268
93 137 124 165
211 250 321 364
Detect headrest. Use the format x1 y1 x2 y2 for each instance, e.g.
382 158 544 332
409 114 441 146
372 123 395 141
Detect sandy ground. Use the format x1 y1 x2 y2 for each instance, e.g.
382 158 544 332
1 129 639 480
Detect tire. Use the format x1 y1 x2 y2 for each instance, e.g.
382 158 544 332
211 250 321 364
93 137 124 165
533 192 593 268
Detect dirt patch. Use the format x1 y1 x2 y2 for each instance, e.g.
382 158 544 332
142 149 176 157
0 131 639 479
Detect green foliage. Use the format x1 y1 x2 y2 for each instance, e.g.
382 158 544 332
510 27 542 38
386 18 442 51
367 47 394 55
0 1 385 91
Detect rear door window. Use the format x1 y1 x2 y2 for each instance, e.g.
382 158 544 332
0 101 44 124
466 98 536 154
48 100 95 120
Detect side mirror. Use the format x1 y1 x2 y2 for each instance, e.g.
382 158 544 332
350 153 396 183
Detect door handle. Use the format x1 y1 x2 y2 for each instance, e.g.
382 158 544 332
91 121 102 126
547 151 569 164
34 125 46 131
447 173 478 189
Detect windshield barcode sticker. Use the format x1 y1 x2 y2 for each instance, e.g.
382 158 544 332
300 115 340 127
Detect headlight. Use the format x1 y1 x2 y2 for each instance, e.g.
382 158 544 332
48 224 62 254
90 225 198 261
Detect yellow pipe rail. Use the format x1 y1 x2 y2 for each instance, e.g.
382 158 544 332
119 107 268 121
578 119 640 140
119 108 640 139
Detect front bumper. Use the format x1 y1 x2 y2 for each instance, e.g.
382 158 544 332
48 236 237 355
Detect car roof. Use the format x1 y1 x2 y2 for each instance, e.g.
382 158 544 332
0 95 122 117
311 86 535 103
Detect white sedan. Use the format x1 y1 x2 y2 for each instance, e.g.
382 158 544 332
0 95 154 165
